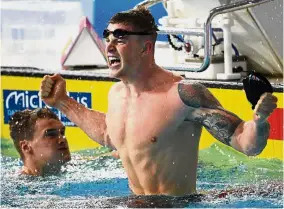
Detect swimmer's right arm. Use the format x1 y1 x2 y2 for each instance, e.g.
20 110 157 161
40 74 114 149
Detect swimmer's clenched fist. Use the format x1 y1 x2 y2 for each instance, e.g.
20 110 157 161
40 74 68 108
254 93 278 123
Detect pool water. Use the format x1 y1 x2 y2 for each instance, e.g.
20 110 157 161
1 142 283 208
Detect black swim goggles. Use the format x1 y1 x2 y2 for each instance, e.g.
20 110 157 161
103 29 153 39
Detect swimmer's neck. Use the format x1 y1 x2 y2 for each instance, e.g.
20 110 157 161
121 65 172 96
21 163 62 176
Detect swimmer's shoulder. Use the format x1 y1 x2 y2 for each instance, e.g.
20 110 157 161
176 80 221 108
108 82 124 96
108 82 128 104
176 80 203 108
177 80 207 94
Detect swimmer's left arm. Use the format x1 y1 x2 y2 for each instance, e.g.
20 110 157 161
178 82 277 156
229 93 277 155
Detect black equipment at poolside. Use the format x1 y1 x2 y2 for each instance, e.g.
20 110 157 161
242 72 273 110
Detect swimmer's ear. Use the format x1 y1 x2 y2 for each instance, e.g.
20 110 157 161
20 140 32 154
141 41 153 55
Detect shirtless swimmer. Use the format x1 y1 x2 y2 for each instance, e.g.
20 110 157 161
40 7 277 196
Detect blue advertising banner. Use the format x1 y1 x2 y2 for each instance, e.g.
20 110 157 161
3 90 91 126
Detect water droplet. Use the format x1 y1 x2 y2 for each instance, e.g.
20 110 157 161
173 161 175 164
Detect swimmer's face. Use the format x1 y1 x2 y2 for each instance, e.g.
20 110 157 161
105 23 145 79
26 118 71 169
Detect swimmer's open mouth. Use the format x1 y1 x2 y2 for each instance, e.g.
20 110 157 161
108 56 121 68
58 147 68 151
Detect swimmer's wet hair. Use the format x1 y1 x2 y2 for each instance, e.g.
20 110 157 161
109 6 158 39
9 108 59 158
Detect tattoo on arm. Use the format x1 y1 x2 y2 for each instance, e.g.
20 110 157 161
178 81 243 146
178 82 222 108
194 110 243 145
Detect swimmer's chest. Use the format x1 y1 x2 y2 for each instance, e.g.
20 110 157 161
107 89 189 147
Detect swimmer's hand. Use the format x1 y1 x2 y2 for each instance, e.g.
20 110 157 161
40 74 68 108
253 93 277 124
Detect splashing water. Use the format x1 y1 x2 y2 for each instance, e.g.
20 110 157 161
1 140 283 208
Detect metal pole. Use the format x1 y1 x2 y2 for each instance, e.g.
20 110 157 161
134 0 165 9
133 0 274 72
200 0 273 73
